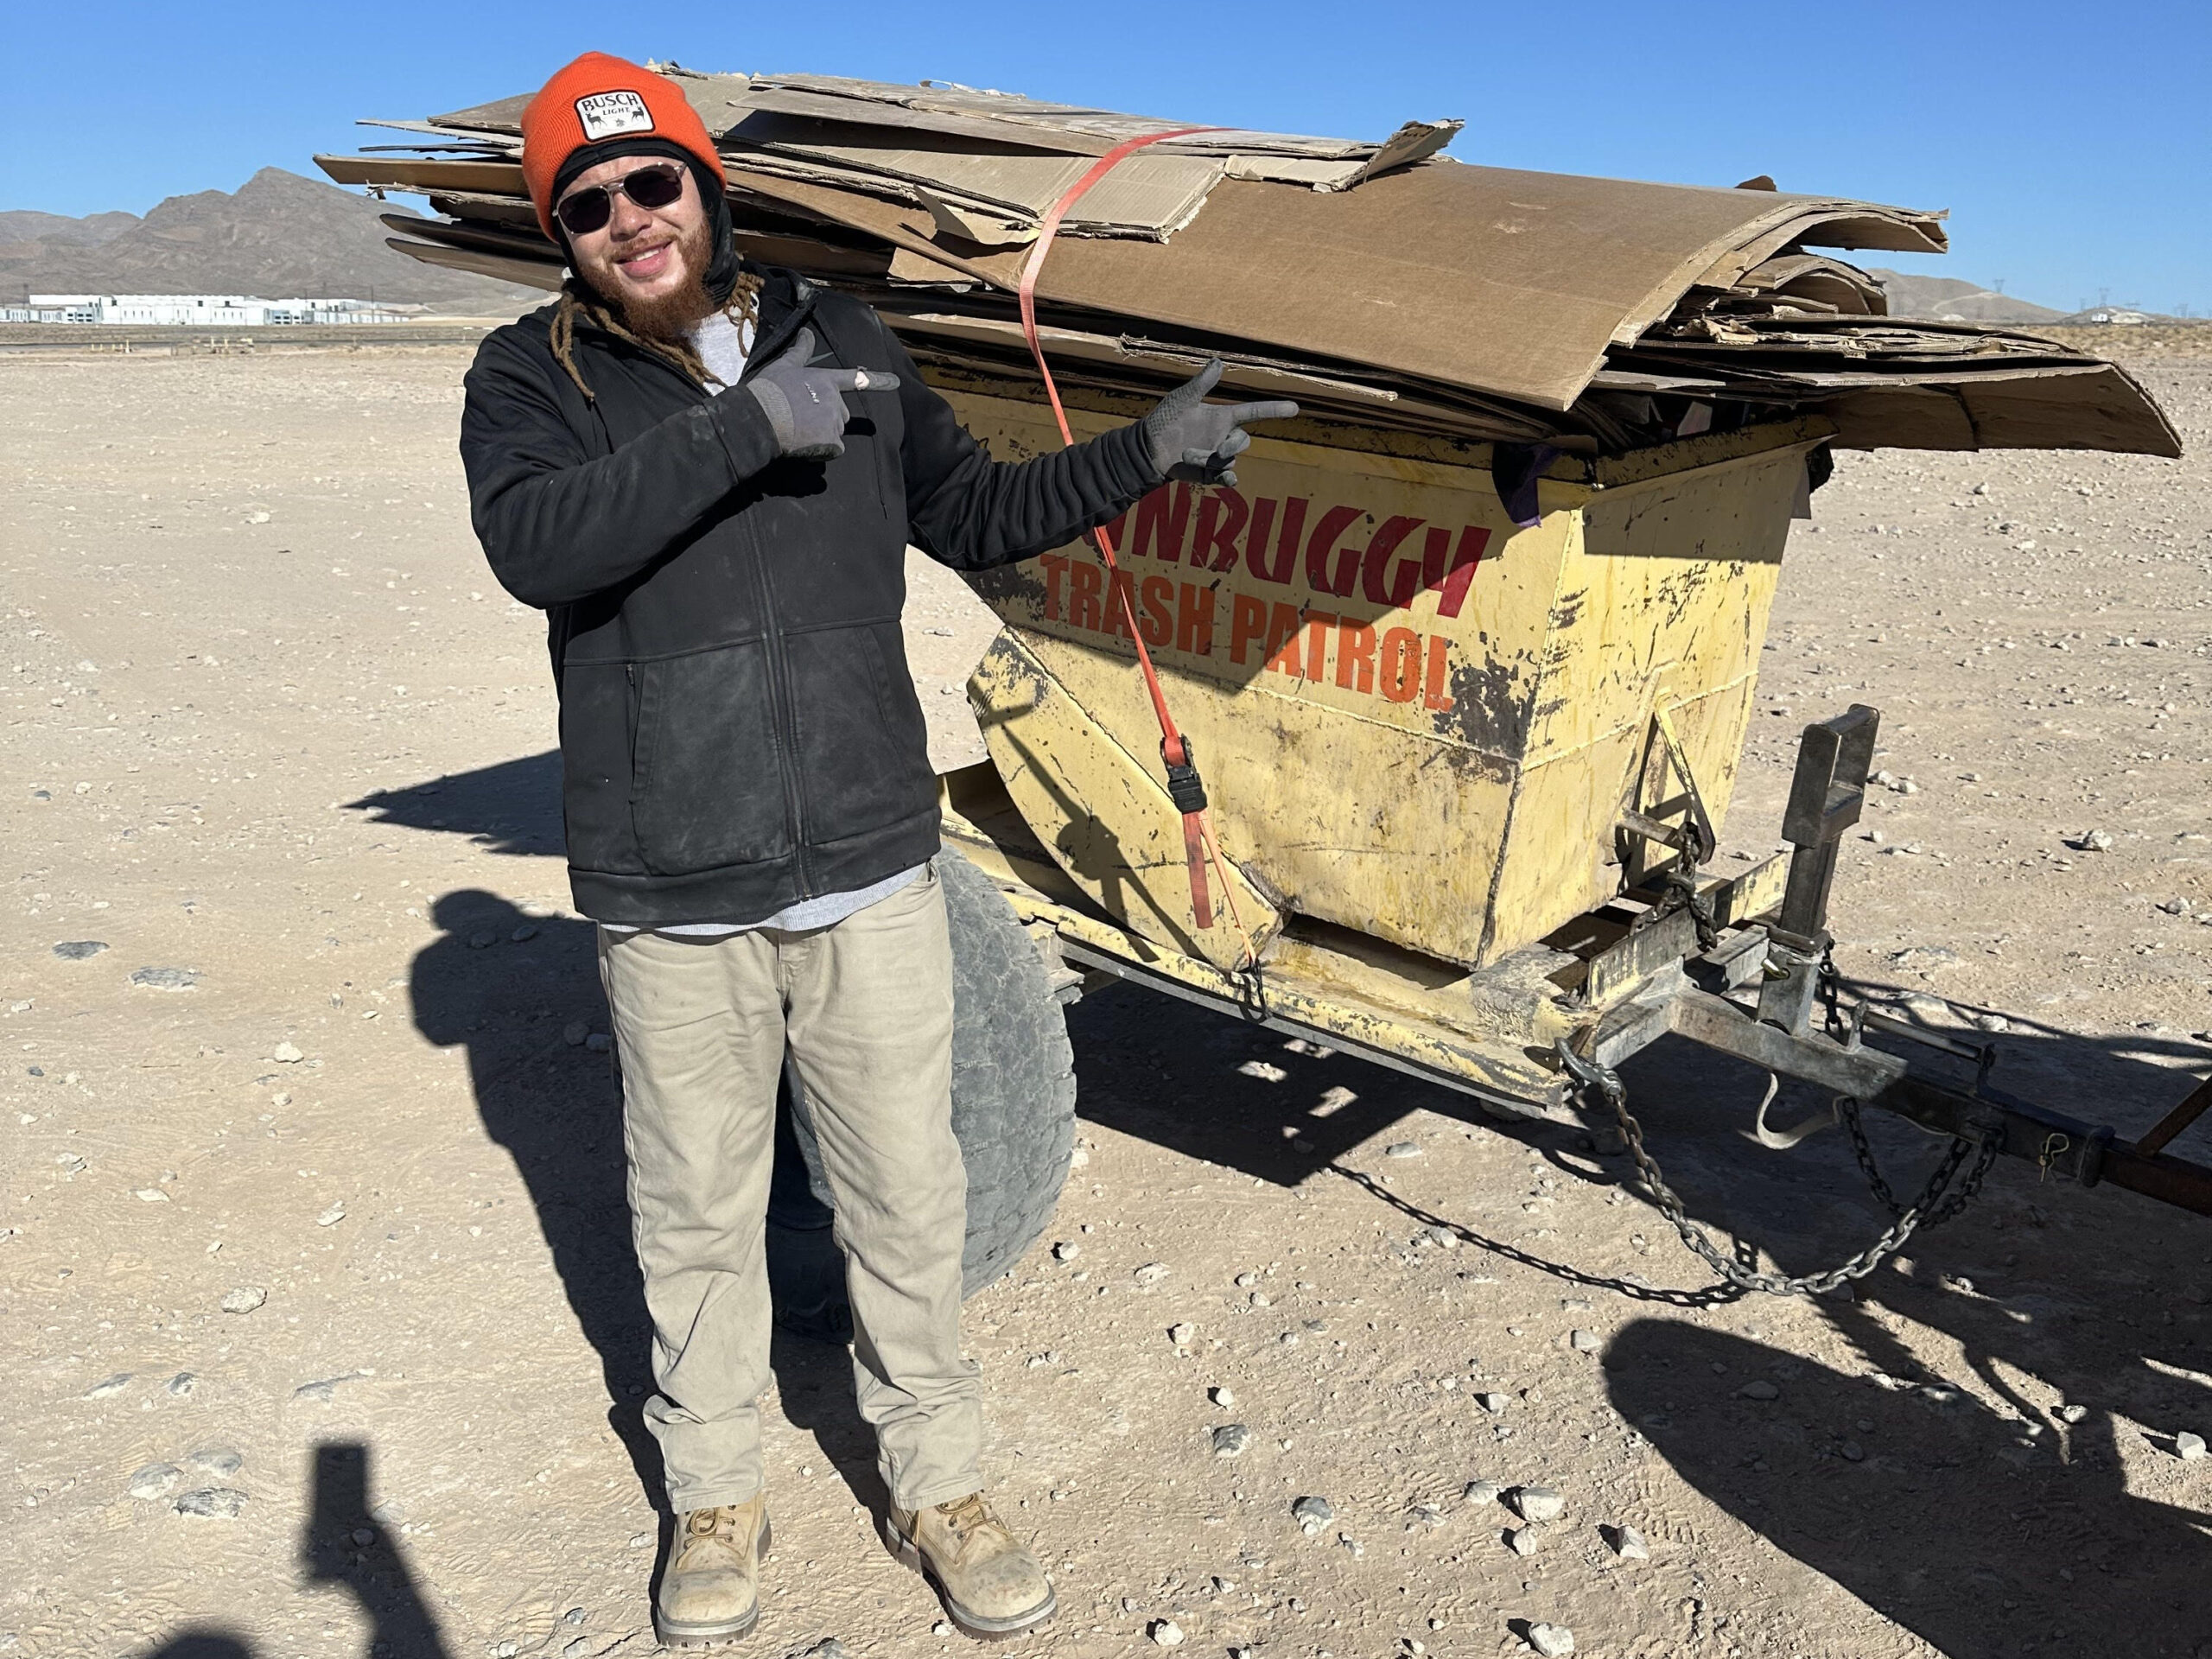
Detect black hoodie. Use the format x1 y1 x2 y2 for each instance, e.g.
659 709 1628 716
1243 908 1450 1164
459 265 1161 926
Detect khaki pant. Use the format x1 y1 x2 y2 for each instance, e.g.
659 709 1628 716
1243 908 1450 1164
596 864 981 1513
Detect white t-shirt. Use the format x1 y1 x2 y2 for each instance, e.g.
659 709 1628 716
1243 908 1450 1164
691 306 753 390
598 305 925 941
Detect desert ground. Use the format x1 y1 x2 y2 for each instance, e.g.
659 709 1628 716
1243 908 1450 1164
2 338 2208 1659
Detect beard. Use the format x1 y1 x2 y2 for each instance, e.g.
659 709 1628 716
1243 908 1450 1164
592 213 715 340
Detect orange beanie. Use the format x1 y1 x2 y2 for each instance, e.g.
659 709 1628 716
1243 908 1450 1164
519 53 726 238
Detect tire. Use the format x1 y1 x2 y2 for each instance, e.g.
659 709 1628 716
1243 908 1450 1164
766 851 1077 1332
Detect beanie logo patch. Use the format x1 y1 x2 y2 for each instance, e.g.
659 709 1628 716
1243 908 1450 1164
574 89 655 141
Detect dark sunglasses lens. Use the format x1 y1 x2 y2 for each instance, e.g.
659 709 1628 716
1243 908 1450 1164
624 166 685 209
556 189 613 236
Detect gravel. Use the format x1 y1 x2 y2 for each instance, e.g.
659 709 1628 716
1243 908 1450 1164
174 1489 248 1519
130 966 200 991
1510 1485 1564 1523
127 1463 181 1500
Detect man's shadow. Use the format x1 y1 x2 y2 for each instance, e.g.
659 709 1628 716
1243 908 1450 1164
409 890 664 1498
408 888 885 1516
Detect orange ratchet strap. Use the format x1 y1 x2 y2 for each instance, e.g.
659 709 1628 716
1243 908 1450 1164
1015 126 1251 951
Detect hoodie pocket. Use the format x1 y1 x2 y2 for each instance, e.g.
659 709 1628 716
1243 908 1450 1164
785 621 935 843
629 639 793 875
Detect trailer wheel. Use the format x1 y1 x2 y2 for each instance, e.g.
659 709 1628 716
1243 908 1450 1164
766 850 1077 1333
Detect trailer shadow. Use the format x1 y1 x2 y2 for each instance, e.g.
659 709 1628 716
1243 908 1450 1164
1069 981 2212 1657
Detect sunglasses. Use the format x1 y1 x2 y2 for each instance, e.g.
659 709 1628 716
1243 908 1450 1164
554 162 688 237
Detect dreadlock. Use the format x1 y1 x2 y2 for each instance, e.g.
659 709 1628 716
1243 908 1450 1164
549 268 764 402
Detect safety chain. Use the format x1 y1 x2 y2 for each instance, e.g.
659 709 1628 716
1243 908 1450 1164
1556 1043 1996 1297
1840 1093 1999 1226
1637 866 1720 953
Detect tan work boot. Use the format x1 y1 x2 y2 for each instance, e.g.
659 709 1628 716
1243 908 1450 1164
655 1496 771 1648
883 1491 1055 1638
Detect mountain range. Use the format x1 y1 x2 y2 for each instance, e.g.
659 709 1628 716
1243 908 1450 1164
0 168 538 311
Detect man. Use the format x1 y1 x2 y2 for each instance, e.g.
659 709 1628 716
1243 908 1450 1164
459 52 1296 1649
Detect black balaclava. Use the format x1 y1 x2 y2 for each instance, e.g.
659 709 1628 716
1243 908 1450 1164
549 136 741 307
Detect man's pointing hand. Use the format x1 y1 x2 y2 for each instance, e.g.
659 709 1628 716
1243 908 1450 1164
1141 359 1299 488
743 327 901 461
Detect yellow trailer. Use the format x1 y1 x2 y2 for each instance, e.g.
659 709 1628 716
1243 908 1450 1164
927 369 2211 1274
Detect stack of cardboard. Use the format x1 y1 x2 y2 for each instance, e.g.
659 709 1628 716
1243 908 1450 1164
320 67 2177 457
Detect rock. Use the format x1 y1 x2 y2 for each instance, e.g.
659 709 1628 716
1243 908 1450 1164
175 1488 247 1519
2159 897 2194 917
2078 830 2114 852
2057 1404 2088 1425
1292 1495 1334 1535
787 1642 847 1659
467 931 496 950
219 1287 267 1315
1569 1329 1601 1353
1526 1622 1574 1657
1338 1531 1363 1557
1738 1379 1780 1402
52 940 108 960
1463 1478 1502 1504
1510 1485 1564 1523
130 966 199 992
1168 1321 1197 1347
83 1372 133 1400
1209 1385 1236 1408
350 1527 375 1547
1408 1503 1446 1529
133 1189 171 1204
931 1621 954 1637
1504 1523 1542 1556
1233 1270 1260 1287
1134 1262 1170 1286
1237 1060 1288 1082
2177 1432 2208 1461
1384 1141 1421 1159
189 1448 244 1477
511 925 539 943
1052 1240 1080 1262
1840 1440 1866 1463
166 1373 196 1398
584 1033 613 1053
1212 1424 1250 1459
316 1204 346 1227
127 1463 181 1499
270 1041 304 1064
1477 1392 1509 1414
1148 1618 1185 1647
294 1372 365 1402
563 1021 588 1046
1609 1524 1649 1560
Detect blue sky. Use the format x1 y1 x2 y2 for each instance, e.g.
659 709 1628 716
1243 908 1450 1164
6 0 2206 315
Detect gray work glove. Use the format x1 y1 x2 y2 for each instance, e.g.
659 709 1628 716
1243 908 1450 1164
1140 359 1299 487
742 327 900 461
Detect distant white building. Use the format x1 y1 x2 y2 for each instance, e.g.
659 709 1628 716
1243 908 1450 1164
6 294 417 325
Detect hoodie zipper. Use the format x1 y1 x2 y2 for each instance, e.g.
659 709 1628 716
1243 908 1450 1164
588 281 823 898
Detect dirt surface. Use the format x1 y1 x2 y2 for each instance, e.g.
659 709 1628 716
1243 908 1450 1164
3 346 2209 1659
